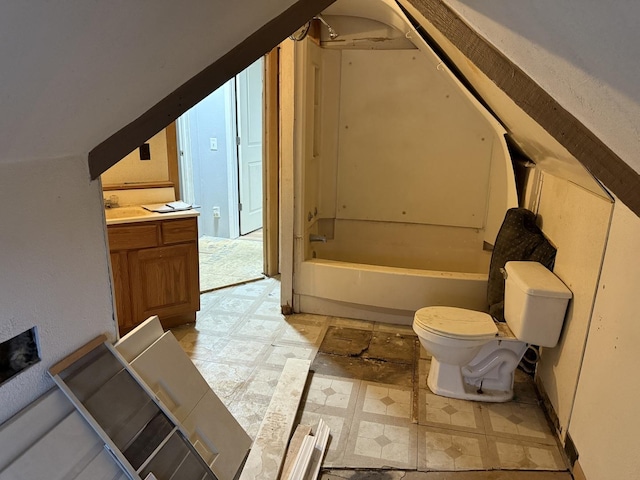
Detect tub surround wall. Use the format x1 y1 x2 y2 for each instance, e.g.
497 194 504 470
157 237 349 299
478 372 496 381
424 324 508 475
484 135 517 246
335 49 493 229
312 219 490 273
292 1 517 321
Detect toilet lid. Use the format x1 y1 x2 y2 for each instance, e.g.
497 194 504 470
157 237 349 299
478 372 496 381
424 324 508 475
414 306 498 339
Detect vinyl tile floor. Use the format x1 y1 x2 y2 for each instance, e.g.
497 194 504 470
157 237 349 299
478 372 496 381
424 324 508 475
170 277 571 479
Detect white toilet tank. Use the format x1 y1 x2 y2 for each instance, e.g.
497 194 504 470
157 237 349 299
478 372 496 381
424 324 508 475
504 261 572 347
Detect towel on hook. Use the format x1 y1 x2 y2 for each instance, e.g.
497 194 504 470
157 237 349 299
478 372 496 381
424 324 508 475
487 208 557 322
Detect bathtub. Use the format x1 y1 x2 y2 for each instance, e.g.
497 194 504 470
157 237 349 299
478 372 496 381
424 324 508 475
294 221 492 325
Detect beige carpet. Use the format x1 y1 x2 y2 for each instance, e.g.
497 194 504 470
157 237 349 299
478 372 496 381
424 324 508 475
198 234 264 292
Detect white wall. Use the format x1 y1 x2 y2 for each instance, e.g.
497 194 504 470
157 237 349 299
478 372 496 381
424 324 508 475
535 173 613 439
441 0 640 177
0 156 116 424
569 201 640 479
0 0 300 164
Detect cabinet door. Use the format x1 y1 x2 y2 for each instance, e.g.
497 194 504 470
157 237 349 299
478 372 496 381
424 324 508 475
110 251 135 333
129 243 200 324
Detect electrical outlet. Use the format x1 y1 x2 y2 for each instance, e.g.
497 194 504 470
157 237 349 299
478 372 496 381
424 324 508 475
209 138 218 151
213 206 220 218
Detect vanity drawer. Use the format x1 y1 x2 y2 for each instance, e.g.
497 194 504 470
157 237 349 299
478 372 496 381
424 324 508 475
162 218 197 245
108 224 159 251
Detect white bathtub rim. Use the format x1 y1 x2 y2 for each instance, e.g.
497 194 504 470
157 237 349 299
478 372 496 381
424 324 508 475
296 258 489 314
302 258 488 280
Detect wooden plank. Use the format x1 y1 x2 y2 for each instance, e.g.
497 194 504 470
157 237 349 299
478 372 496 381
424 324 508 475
280 424 312 480
306 419 330 480
88 0 337 180
239 358 311 480
286 434 315 480
48 335 107 377
403 0 640 217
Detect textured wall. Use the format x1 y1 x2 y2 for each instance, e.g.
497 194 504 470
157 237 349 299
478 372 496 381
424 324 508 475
0 0 299 163
0 156 116 424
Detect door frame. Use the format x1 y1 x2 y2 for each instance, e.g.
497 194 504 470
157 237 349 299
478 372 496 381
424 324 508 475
263 48 280 277
175 54 280 276
224 80 241 239
278 39 297 311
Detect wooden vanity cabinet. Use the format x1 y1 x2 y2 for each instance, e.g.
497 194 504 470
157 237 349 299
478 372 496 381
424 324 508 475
107 217 200 335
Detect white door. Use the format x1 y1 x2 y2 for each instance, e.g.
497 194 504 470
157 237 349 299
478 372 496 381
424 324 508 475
236 57 264 235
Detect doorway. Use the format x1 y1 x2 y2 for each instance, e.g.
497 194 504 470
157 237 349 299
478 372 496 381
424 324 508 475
177 58 265 292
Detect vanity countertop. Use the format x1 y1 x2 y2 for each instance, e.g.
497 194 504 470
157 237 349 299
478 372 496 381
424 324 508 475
104 206 199 226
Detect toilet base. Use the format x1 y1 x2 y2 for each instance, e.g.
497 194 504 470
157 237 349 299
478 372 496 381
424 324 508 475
427 358 514 403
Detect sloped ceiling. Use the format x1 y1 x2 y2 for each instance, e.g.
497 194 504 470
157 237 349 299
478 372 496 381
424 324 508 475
0 0 332 167
2 0 637 216
399 0 640 216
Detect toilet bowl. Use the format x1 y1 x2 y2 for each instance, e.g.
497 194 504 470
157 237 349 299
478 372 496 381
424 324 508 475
413 261 572 402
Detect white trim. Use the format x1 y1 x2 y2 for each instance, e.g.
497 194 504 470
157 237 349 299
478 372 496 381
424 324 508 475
224 79 240 239
176 114 195 206
279 40 296 311
292 39 310 313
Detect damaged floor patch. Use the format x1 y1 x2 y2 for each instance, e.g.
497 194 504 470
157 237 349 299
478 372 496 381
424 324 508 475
311 327 418 387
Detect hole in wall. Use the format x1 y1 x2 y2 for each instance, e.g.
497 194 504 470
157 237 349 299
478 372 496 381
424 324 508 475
0 327 41 386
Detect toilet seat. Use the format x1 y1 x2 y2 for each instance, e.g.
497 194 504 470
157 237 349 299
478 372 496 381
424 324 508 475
414 306 498 340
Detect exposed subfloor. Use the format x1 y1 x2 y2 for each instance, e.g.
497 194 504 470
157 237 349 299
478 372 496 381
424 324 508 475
198 231 264 293
170 277 571 479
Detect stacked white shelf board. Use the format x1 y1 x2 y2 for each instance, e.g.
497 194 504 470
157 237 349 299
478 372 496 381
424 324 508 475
0 315 318 480
0 388 128 480
49 335 220 479
0 316 251 480
115 316 252 480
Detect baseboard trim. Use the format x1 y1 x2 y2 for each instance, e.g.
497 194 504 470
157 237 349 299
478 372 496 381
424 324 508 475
535 374 562 437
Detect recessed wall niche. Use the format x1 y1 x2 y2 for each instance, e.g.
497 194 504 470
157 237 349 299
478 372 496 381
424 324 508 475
0 327 40 385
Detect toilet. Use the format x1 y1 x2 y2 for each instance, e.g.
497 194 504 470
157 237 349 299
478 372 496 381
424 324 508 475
413 261 572 402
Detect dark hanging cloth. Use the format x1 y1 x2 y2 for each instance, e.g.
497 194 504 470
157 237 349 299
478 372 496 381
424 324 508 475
487 208 557 322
